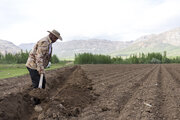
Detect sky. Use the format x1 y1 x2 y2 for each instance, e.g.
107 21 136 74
0 0 180 45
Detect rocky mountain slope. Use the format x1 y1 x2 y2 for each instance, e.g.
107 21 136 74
113 27 180 57
0 39 21 55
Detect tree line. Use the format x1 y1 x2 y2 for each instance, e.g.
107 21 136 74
0 51 60 64
2 51 180 64
74 52 180 64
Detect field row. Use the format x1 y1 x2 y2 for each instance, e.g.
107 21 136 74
77 64 180 120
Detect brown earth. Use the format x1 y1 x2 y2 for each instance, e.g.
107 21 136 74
0 64 180 120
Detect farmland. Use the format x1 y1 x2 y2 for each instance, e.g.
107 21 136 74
0 64 180 120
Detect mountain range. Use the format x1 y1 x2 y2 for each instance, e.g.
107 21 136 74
1 27 180 59
0 40 21 55
113 27 180 57
18 40 133 59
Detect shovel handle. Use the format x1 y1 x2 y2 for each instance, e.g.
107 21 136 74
38 74 43 88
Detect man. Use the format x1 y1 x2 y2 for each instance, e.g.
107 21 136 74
26 29 62 104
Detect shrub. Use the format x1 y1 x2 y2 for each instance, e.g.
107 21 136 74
51 54 60 63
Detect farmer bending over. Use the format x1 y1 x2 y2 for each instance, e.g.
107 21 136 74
26 29 62 105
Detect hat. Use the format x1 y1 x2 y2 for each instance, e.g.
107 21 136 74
47 29 62 40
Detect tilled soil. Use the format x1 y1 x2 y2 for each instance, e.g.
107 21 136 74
0 64 180 120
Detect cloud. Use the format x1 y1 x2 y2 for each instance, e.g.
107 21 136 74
0 0 28 29
0 0 180 45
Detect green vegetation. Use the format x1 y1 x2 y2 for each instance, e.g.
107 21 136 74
0 64 28 79
0 51 73 79
0 63 72 79
74 52 180 64
0 51 60 64
0 51 29 64
74 53 112 64
51 54 60 63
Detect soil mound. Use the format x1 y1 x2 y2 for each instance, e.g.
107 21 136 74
0 65 95 120
36 66 94 119
0 92 33 120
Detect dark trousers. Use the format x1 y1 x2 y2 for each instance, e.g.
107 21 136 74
27 67 46 89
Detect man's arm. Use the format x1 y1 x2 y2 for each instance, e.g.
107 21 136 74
35 41 49 74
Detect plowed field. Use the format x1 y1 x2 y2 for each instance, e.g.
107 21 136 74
0 64 180 120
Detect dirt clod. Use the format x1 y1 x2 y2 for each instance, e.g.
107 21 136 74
29 88 48 100
34 105 43 112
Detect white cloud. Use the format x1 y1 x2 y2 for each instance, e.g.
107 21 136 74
0 0 180 45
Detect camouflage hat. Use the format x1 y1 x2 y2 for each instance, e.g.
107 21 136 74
47 29 62 40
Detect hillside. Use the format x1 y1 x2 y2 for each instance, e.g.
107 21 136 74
113 27 180 57
19 39 133 59
0 39 21 55
18 43 35 52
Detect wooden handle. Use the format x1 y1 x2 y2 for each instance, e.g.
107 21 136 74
38 74 43 88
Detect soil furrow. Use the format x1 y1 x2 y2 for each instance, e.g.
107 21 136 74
160 65 180 119
117 65 160 120
77 65 157 120
152 65 165 120
92 67 149 86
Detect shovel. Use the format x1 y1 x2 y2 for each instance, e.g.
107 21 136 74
38 74 44 88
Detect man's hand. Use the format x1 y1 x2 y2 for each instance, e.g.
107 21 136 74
46 62 51 68
38 67 45 75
